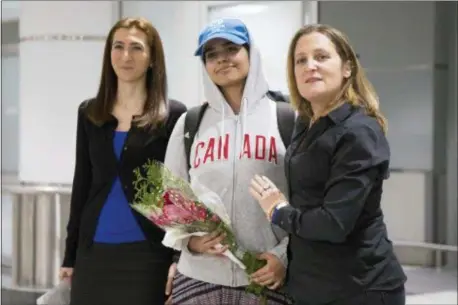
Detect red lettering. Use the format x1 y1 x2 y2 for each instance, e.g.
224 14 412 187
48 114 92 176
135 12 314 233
194 142 205 168
195 134 277 166
240 134 252 159
255 135 266 160
218 134 229 160
268 136 278 164
203 137 215 164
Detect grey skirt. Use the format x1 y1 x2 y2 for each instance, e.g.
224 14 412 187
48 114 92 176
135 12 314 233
172 271 293 305
70 241 171 305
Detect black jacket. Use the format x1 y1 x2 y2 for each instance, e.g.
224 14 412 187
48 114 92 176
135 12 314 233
273 103 406 304
62 98 187 268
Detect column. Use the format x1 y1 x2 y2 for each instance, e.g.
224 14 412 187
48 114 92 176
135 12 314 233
19 1 120 184
445 1 457 268
433 1 457 269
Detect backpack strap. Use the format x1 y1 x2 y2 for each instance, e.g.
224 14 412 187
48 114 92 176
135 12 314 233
266 90 295 148
266 90 290 103
184 102 209 171
276 102 295 148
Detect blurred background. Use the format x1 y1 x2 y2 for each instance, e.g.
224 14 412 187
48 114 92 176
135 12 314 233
1 1 457 304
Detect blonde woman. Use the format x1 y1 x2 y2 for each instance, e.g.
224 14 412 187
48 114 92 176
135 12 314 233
249 24 407 305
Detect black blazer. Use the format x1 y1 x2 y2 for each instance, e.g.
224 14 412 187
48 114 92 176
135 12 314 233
62 98 187 268
273 103 406 304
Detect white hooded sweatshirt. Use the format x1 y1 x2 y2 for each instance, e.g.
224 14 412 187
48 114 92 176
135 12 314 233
164 37 290 287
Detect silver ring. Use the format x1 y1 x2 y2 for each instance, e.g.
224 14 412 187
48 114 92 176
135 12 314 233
261 186 270 196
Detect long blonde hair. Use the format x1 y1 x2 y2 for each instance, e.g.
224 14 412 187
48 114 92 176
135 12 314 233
286 24 387 133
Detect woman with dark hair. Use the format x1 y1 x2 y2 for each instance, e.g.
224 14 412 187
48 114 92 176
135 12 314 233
58 17 186 305
164 18 293 305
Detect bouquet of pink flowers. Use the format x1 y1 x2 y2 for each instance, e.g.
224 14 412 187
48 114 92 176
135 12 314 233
131 160 267 299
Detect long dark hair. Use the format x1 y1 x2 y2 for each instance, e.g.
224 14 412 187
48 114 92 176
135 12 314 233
87 17 168 130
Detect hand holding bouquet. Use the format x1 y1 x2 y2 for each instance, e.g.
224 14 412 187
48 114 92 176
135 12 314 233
131 160 268 299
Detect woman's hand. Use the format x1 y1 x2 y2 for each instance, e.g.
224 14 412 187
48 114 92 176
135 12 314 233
249 175 287 218
165 263 177 305
250 252 286 290
58 267 73 282
187 231 229 255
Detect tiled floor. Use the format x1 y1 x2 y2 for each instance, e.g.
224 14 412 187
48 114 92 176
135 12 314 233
404 266 457 304
407 291 457 304
2 194 457 304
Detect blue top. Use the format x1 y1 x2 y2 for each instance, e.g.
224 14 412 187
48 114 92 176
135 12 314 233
93 131 146 243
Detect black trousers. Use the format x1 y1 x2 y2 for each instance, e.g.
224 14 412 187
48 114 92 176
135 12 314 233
295 286 405 305
70 241 171 305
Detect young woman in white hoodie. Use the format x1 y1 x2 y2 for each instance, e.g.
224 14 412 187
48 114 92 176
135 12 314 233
163 18 294 305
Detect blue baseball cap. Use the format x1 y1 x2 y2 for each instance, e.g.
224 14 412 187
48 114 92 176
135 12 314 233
194 18 250 56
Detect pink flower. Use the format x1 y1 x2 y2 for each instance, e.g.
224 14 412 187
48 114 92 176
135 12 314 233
196 207 208 221
160 189 219 225
210 214 221 224
163 204 196 224
190 202 199 213
163 189 195 211
148 213 173 227
162 191 175 206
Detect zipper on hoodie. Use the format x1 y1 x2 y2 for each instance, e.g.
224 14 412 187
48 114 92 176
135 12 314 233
230 114 240 286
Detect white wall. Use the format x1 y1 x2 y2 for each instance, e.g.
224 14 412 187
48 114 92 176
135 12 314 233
1 56 20 174
1 1 20 21
1 18 20 174
381 171 429 242
17 1 117 184
122 1 204 108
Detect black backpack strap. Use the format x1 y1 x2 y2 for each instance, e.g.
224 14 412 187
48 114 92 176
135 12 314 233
276 102 296 148
184 102 209 171
266 90 295 148
266 90 290 103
